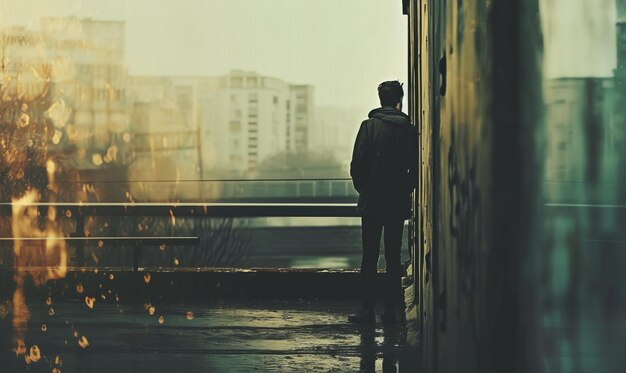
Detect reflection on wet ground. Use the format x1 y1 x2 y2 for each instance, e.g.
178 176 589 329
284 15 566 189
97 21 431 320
0 300 417 372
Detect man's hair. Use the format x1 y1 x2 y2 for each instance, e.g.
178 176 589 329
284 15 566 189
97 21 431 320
378 80 404 107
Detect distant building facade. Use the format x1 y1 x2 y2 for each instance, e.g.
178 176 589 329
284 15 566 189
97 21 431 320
2 17 320 200
127 71 314 179
0 17 130 182
542 8 626 203
41 17 130 169
127 76 199 179
0 26 48 99
194 70 314 177
543 78 616 184
543 0 626 192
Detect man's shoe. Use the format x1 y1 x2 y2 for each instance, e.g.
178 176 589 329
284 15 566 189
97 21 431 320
348 311 375 324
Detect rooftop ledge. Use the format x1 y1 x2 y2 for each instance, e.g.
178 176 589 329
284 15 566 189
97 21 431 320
0 268 391 302
0 202 359 217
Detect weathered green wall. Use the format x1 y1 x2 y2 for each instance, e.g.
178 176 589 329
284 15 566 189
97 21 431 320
409 0 543 371
410 0 626 372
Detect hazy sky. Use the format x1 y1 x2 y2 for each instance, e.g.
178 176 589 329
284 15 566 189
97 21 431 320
1 0 618 108
0 0 408 110
540 0 617 78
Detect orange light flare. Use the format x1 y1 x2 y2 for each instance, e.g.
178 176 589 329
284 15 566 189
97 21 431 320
51 355 62 373
78 336 89 349
169 208 176 226
12 189 68 282
14 339 26 357
25 345 41 364
10 160 68 344
84 296 96 309
174 167 181 203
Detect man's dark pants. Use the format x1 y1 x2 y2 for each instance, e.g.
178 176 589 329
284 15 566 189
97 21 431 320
360 215 404 311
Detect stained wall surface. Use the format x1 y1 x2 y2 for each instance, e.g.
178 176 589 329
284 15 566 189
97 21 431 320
409 0 626 372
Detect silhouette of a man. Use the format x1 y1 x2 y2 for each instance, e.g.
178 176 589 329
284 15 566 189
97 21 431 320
349 81 417 324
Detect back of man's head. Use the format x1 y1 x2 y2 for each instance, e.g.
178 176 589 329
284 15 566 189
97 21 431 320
378 80 403 107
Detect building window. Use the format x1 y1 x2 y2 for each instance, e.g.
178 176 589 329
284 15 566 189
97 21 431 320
230 121 241 131
231 77 243 88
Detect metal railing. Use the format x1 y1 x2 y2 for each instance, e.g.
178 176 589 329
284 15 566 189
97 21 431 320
52 179 359 202
0 202 359 272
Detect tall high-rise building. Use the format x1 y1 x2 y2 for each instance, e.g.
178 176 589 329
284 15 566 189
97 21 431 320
127 75 201 197
0 26 48 99
42 17 129 168
543 78 615 185
125 71 315 199
542 2 626 193
616 1 626 78
288 84 314 152
196 71 314 177
0 18 130 173
2 17 317 188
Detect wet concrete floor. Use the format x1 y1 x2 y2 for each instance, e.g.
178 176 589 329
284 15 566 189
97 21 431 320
0 300 417 372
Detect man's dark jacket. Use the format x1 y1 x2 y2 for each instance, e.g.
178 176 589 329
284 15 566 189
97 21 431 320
350 107 418 219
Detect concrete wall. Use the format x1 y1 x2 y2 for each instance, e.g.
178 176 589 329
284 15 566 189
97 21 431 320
408 1 543 371
409 0 626 371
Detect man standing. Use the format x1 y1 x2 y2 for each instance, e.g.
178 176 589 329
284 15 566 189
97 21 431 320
348 81 417 324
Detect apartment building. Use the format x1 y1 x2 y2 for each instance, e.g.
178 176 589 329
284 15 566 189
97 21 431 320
196 71 314 177
0 18 130 174
41 17 130 168
127 76 200 186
